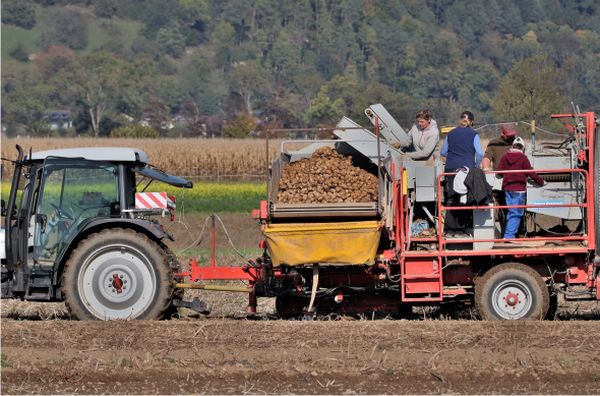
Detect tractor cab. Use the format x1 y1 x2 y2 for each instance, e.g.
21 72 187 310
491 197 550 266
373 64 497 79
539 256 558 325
2 145 191 309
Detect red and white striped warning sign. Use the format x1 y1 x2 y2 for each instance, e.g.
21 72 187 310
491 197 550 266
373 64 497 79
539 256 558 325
135 192 175 210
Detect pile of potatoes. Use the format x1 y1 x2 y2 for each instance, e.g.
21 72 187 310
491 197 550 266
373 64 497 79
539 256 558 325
277 147 378 204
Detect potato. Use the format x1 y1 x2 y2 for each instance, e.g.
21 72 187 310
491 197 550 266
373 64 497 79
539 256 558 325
277 147 378 203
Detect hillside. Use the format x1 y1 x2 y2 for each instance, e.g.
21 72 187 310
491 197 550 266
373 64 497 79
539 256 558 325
1 0 599 137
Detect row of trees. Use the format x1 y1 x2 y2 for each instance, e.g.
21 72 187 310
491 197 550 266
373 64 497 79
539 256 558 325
2 0 599 137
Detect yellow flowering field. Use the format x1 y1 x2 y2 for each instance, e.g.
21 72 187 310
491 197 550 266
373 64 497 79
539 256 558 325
0 181 266 213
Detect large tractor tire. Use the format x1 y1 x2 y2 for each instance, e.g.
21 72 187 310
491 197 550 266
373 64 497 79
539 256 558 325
62 228 174 320
475 263 550 320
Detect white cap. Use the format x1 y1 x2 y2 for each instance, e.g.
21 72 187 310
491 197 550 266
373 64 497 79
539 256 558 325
512 136 526 148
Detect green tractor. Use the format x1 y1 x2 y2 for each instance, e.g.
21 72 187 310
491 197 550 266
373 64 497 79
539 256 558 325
1 145 192 320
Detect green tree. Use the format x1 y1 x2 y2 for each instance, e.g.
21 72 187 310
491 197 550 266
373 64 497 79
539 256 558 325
317 72 362 119
491 55 568 121
223 112 257 138
2 82 55 130
229 61 268 114
2 0 36 29
9 45 30 62
34 45 76 79
211 21 236 70
1 0 599 134
59 52 147 136
178 0 209 44
137 0 182 38
269 29 299 81
180 49 228 116
41 8 89 50
571 51 600 110
94 0 118 18
507 30 542 62
304 89 345 126
157 25 186 57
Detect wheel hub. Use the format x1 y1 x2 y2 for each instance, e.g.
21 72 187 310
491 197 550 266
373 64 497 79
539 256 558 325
110 273 125 294
79 245 157 320
491 280 532 320
505 292 519 306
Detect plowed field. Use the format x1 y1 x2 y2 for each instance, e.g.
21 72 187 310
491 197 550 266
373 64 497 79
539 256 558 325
2 308 600 395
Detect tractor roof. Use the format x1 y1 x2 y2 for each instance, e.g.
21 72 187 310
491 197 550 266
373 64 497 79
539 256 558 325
30 147 149 164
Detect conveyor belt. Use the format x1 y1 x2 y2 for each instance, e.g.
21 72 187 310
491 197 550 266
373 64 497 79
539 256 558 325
270 202 378 219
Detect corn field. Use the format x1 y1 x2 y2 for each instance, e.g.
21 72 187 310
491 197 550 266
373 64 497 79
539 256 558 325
1 136 496 182
1 138 285 181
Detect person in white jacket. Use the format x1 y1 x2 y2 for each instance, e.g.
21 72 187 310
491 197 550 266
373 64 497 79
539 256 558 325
394 109 440 160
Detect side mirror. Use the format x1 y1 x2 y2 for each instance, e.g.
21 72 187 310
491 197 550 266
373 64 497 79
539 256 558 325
1 199 6 217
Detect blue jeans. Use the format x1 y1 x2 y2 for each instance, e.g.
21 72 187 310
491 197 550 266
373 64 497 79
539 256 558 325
504 191 525 239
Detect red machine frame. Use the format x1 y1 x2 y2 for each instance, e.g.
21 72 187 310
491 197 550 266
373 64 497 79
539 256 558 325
176 111 599 309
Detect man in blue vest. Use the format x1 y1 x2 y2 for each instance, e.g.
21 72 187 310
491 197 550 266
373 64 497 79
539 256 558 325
440 111 484 235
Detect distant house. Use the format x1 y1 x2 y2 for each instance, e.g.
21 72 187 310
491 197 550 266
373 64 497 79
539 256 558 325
46 110 72 130
139 113 174 130
120 113 135 122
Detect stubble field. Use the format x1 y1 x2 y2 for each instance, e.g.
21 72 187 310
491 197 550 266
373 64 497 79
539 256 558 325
2 318 600 394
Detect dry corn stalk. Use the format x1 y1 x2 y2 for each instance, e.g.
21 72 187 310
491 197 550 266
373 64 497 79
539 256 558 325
277 147 378 204
1 137 279 181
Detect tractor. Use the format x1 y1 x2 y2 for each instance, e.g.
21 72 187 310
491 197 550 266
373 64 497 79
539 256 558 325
1 146 191 320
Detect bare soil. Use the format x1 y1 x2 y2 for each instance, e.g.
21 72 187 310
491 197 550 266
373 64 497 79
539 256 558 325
2 318 600 395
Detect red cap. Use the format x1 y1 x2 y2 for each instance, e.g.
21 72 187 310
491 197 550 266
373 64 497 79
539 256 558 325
501 125 517 137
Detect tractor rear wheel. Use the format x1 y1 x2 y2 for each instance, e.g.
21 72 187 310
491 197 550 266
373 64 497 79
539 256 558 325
475 263 549 320
62 228 174 320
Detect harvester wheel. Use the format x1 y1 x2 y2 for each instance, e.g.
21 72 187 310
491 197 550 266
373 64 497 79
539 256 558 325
62 228 174 320
475 263 549 320
275 295 306 319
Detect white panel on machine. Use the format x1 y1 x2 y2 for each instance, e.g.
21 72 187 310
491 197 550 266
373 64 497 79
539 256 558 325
527 183 582 220
332 116 400 165
364 104 411 147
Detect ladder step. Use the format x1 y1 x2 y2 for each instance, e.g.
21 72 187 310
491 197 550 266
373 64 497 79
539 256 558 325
401 258 443 302
402 274 441 280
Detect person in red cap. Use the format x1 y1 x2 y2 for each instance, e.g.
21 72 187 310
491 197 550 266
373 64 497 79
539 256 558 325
482 124 517 171
497 137 546 240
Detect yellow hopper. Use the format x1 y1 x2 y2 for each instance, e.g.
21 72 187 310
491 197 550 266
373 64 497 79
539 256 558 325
262 221 382 266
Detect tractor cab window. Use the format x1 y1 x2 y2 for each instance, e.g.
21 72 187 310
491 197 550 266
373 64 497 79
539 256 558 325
34 159 118 262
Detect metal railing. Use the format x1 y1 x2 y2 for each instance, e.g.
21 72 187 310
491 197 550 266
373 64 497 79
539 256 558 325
431 168 590 250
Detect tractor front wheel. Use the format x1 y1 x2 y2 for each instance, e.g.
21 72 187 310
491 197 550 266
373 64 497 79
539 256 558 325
475 263 550 320
62 228 174 320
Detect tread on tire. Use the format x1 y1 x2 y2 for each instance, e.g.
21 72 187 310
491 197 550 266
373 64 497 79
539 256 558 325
475 262 550 320
61 228 174 320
